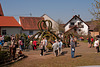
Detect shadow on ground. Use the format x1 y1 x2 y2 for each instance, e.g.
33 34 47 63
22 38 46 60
44 53 52 56
76 45 81 47
59 51 68 56
74 55 82 58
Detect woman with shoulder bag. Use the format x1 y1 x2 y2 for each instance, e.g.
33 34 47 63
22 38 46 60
70 35 75 58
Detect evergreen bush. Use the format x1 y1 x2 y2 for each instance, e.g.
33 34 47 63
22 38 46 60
4 36 11 42
0 51 10 64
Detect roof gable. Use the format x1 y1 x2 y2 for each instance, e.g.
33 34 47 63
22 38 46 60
0 16 21 27
0 3 4 16
42 14 57 23
64 15 89 27
19 17 44 30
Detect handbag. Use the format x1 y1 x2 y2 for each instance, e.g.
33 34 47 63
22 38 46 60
18 40 23 45
72 48 75 52
39 43 43 49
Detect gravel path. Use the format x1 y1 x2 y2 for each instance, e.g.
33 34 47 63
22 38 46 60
5 41 100 67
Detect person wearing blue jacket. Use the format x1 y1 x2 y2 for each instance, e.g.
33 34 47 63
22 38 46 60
0 39 4 46
70 35 75 58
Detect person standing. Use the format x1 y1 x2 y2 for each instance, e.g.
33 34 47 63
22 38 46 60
21 36 25 50
9 38 16 59
9 39 14 57
88 37 91 48
94 39 99 53
39 39 45 56
91 37 94 47
29 39 33 49
58 39 63 55
13 40 17 60
43 37 47 52
0 37 4 47
52 40 59 57
18 38 23 51
33 39 37 50
70 35 75 58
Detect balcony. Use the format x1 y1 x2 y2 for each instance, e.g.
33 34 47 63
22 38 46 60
78 25 84 28
69 25 74 28
69 25 84 28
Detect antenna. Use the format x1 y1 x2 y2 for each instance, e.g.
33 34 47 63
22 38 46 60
30 13 32 16
73 9 75 15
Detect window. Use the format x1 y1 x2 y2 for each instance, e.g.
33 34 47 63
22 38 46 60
78 29 81 31
2 30 6 35
29 31 33 35
82 25 84 28
78 22 81 25
75 17 77 20
70 22 74 25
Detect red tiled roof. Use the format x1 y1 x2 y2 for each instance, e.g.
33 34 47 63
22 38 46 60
19 17 44 30
0 16 21 27
0 3 4 16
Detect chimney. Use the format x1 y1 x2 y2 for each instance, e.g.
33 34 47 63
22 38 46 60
78 14 80 17
0 3 4 16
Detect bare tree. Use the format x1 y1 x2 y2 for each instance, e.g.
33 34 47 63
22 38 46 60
56 19 64 24
56 19 65 33
89 0 100 19
89 0 100 33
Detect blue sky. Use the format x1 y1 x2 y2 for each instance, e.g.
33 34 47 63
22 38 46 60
0 0 95 23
